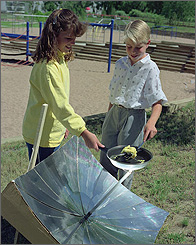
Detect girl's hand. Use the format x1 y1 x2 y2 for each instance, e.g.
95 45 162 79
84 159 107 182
80 129 105 152
64 129 69 139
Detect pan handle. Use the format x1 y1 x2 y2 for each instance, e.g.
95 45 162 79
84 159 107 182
98 146 109 154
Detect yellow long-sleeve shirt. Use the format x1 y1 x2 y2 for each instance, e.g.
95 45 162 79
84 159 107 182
22 51 86 147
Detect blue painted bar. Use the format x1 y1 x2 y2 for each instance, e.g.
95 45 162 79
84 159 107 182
89 21 114 72
89 23 111 28
151 25 176 39
39 22 42 38
108 19 114 73
26 22 29 61
1 33 39 39
1 20 114 71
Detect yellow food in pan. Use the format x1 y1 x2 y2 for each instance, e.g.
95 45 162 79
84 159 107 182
121 145 137 158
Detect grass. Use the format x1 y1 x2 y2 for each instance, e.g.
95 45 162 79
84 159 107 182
1 102 195 244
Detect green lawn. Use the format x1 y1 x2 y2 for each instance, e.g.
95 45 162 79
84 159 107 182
1 101 195 244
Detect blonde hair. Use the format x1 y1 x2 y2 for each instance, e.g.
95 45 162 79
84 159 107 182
124 20 150 45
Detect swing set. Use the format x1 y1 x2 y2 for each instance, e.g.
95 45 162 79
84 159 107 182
1 20 114 72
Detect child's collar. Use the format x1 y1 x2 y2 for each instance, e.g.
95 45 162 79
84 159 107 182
57 49 67 57
127 53 150 66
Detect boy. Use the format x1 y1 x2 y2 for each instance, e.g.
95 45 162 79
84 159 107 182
100 20 168 189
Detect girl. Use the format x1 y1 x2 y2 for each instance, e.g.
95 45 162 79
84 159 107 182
100 20 168 189
23 9 104 165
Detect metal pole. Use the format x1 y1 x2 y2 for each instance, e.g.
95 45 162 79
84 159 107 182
88 170 132 215
14 104 48 243
64 169 132 244
27 104 48 171
107 19 114 73
26 21 29 61
39 21 42 38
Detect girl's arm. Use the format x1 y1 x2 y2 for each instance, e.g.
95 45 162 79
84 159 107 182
143 100 162 141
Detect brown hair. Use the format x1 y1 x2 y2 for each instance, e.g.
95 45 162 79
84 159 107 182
32 9 88 63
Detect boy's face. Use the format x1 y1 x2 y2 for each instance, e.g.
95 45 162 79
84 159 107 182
57 31 76 53
125 39 150 65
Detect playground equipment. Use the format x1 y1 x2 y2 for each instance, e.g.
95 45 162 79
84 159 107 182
151 25 177 39
1 20 114 72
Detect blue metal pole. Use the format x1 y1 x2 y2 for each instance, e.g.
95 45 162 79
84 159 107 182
39 22 42 38
26 21 29 61
108 19 114 73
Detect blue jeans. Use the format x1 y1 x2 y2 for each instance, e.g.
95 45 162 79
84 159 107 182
26 142 60 166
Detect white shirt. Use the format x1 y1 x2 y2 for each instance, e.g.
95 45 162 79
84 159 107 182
109 54 168 109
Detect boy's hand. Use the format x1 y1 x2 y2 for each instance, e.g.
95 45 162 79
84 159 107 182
144 100 162 141
143 123 157 141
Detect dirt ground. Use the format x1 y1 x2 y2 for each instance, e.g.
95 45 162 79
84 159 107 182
1 29 195 140
1 29 195 244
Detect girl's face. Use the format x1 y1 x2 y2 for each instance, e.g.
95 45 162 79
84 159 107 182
125 39 150 65
57 31 76 53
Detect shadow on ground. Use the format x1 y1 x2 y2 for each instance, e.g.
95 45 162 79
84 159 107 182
1 216 31 244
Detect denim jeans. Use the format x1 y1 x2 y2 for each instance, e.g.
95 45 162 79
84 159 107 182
26 142 60 166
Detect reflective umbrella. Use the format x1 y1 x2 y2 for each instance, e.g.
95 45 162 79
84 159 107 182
2 136 169 244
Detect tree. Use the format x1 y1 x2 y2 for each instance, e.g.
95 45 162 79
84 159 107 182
44 1 61 12
60 1 92 18
146 1 164 14
161 1 195 21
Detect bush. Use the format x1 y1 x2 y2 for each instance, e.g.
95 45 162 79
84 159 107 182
115 10 126 16
129 9 144 18
153 15 164 26
85 101 195 147
129 9 165 26
115 11 129 20
153 101 195 146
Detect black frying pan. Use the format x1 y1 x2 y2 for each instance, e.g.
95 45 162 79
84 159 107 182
99 145 153 171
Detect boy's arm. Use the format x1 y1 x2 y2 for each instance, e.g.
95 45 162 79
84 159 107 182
143 100 162 141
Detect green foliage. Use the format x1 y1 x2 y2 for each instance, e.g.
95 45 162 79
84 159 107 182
129 9 165 26
181 218 189 227
1 141 29 191
161 1 195 21
168 12 178 26
88 1 194 22
167 233 186 243
44 1 59 12
115 10 127 17
145 1 164 15
60 1 89 19
152 101 195 146
153 15 164 26
129 9 144 18
19 1 194 27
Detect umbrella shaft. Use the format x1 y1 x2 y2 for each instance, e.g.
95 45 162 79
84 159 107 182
65 171 132 244
64 222 82 244
64 171 132 244
89 170 132 214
